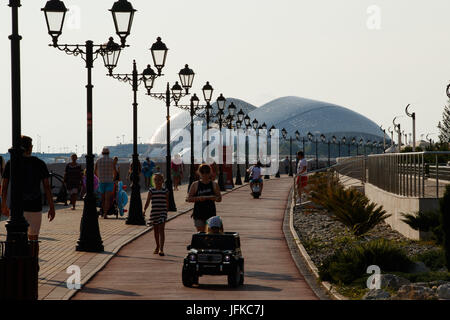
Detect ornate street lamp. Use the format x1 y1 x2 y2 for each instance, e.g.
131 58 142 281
244 115 251 182
179 64 195 94
109 0 136 47
235 120 244 185
145 38 194 211
177 90 222 189
150 37 168 76
107 60 160 225
42 0 135 252
282 128 294 176
321 134 330 167
3 0 41 300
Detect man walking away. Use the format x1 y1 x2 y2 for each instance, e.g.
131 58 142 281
64 154 83 210
1 135 56 259
95 147 115 218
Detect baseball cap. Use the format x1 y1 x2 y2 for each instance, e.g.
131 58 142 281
207 216 223 229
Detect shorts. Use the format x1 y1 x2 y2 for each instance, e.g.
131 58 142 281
297 175 308 188
251 178 263 184
24 211 42 236
68 188 79 195
98 182 114 194
194 218 207 228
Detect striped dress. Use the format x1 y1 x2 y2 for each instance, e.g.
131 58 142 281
148 187 168 225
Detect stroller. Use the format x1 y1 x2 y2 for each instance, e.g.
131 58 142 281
97 181 128 219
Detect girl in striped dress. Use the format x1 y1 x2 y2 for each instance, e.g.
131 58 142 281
143 173 168 256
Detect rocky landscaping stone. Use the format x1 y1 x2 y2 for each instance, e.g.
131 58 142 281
395 284 436 300
363 289 391 300
437 284 450 300
407 261 430 274
379 274 410 290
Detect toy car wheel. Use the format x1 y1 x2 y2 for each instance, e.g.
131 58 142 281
228 265 241 288
182 267 195 287
239 271 244 285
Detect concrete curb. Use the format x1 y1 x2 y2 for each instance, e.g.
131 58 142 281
65 183 249 300
285 184 348 300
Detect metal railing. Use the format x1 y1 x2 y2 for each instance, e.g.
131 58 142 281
365 152 450 199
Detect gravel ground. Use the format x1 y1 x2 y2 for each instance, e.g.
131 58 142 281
293 199 439 268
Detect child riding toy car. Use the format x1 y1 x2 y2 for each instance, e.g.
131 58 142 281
182 231 244 288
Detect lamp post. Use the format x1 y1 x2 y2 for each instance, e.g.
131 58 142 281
393 116 401 152
342 136 347 156
145 54 195 212
42 0 135 252
281 128 293 176
332 135 340 158
405 104 416 150
380 125 387 151
271 125 281 178
244 115 251 182
106 60 159 225
260 122 271 180
321 134 330 167
216 109 226 191
359 138 364 156
351 137 356 156
366 140 372 154
235 118 244 185
180 92 220 189
308 132 319 169
1 0 39 300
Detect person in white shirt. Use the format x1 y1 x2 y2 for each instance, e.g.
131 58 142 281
295 151 308 204
248 161 264 194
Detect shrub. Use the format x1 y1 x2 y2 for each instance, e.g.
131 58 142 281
400 210 443 244
319 239 413 284
400 210 441 232
324 187 390 236
441 185 450 269
413 249 446 271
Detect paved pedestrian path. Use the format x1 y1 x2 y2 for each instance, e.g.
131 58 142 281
73 177 318 300
0 182 236 300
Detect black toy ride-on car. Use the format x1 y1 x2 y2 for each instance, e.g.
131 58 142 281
182 232 244 288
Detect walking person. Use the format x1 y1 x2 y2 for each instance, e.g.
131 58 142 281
64 154 83 210
187 164 222 232
143 173 168 256
171 154 184 191
296 151 308 205
142 157 155 189
95 147 115 218
113 156 120 182
283 156 290 174
1 136 56 257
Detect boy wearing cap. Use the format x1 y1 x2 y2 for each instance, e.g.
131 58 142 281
206 216 224 234
95 147 115 218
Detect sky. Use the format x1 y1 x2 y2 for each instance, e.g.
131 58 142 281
1 0 449 154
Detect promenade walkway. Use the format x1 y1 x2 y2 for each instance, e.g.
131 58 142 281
0 183 225 300
73 177 318 300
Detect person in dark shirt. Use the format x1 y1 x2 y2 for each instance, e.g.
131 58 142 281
64 154 83 210
186 164 222 232
1 136 56 244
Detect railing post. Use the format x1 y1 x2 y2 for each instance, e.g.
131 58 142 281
436 154 439 199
